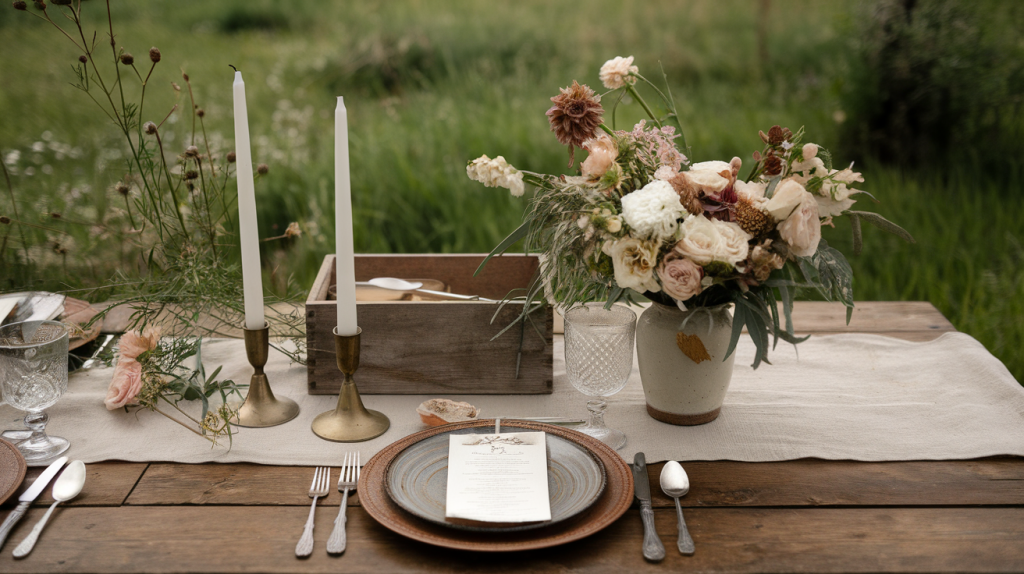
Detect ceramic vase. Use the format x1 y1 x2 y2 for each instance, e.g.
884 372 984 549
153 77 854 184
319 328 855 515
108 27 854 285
635 302 735 425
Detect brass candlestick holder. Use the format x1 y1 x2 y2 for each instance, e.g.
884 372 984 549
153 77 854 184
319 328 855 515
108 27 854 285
231 322 300 428
311 327 390 442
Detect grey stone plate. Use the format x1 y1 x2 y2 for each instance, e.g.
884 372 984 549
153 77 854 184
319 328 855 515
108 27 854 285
384 424 607 532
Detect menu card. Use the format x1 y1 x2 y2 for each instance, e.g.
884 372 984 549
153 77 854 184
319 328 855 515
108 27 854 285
445 432 551 524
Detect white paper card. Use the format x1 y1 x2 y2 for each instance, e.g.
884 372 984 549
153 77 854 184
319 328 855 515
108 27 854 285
444 432 551 524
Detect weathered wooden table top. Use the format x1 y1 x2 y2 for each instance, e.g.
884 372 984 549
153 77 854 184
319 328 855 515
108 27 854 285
2 301 1023 573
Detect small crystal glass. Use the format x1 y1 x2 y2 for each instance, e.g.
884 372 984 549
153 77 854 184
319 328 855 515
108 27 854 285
0 320 70 463
563 303 637 450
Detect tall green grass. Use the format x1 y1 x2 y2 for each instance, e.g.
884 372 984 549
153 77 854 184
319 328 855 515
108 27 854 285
1 0 1021 382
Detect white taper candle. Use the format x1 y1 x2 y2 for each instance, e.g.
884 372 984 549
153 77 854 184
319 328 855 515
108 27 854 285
335 96 358 336
233 71 265 330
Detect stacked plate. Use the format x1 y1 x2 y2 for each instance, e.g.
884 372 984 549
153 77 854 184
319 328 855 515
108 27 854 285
360 420 634 552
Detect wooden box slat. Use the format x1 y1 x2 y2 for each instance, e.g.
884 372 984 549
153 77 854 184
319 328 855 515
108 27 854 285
306 254 553 395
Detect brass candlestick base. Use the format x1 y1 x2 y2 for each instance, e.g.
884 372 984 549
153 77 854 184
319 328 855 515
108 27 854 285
231 322 300 428
311 327 390 442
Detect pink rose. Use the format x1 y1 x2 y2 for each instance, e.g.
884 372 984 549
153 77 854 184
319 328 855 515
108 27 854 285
105 359 143 410
581 134 617 181
658 256 704 302
118 327 161 360
778 193 822 258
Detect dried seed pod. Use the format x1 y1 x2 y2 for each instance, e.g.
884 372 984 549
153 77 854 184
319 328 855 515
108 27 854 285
120 53 134 66
226 151 236 163
143 121 157 135
13 1 28 10
149 47 160 63
78 54 87 64
256 163 268 175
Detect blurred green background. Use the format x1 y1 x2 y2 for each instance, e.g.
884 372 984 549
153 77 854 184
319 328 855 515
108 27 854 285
1 0 1022 381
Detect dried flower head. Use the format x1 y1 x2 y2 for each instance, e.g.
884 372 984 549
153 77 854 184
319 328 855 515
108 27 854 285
226 151 236 163
0 216 11 224
284 222 301 238
32 0 44 10
52 241 67 254
762 152 783 176
546 81 604 166
120 53 134 66
149 47 160 63
669 173 704 215
184 145 199 158
114 181 130 196
13 1 28 10
50 212 62 219
78 54 87 64
196 108 205 118
734 197 776 238
183 170 198 180
182 72 189 81
143 121 157 135
256 163 269 175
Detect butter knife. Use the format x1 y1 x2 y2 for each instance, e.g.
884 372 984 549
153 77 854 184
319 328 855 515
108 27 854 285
0 456 68 549
633 452 665 561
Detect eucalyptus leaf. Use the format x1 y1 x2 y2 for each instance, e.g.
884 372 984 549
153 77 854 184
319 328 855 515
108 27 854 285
847 210 916 244
474 219 530 277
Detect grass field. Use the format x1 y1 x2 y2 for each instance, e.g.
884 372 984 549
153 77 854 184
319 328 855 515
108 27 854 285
1 1 1021 382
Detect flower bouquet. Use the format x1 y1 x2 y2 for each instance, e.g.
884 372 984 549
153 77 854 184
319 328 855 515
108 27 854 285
468 56 913 370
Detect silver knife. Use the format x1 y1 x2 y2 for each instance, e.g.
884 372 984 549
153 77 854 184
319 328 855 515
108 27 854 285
633 452 665 561
0 456 67 549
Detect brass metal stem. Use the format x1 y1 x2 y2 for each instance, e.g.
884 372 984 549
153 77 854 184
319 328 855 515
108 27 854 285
311 327 391 442
231 322 300 428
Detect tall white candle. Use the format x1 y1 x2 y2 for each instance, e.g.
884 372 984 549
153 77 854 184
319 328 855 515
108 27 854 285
233 71 265 331
335 97 358 336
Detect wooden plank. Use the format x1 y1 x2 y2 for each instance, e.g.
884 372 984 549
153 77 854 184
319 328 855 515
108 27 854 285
1 506 1022 573
124 459 1024 509
644 459 1024 508
125 464 358 507
1 462 146 509
787 301 955 333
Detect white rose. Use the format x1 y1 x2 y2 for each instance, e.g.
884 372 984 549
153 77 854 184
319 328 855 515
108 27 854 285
681 165 730 194
674 215 750 266
599 56 639 90
778 193 821 258
620 180 686 241
605 237 661 293
734 179 767 201
765 178 809 220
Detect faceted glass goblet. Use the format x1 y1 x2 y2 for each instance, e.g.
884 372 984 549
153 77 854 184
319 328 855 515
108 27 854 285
0 320 70 463
563 303 637 450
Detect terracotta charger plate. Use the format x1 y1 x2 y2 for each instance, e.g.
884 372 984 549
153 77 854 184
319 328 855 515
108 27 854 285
359 419 634 552
0 438 28 506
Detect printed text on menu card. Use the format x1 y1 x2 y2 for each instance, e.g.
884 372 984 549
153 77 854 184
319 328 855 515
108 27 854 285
445 432 551 524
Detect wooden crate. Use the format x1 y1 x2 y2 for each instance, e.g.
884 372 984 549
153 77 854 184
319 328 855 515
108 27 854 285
306 254 553 395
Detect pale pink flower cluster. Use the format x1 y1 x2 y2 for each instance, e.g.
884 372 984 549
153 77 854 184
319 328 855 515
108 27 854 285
467 155 525 197
599 56 639 90
105 327 161 410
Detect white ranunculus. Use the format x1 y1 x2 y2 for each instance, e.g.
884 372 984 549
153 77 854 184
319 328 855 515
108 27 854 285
467 155 525 197
604 237 661 293
620 180 686 241
778 193 821 258
802 143 818 159
674 215 750 266
599 56 639 90
765 178 809 220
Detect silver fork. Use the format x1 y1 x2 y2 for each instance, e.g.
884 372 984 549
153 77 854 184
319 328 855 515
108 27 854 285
327 452 360 554
295 466 330 557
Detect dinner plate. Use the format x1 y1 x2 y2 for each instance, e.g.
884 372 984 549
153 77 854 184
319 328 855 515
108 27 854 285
360 420 634 552
385 424 606 532
0 437 28 506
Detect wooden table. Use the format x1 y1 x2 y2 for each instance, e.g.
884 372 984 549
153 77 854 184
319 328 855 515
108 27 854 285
2 302 1023 573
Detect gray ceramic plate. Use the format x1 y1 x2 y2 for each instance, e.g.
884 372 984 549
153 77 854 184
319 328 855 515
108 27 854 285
385 424 607 532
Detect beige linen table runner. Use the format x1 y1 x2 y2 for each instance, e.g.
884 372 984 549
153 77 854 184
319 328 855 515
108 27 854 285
3 332 1022 465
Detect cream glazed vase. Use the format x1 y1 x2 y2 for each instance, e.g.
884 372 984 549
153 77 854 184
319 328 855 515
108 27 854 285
635 302 736 425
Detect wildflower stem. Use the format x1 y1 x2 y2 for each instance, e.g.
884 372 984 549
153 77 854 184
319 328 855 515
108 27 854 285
153 132 188 232
153 405 215 444
0 158 30 263
625 84 663 129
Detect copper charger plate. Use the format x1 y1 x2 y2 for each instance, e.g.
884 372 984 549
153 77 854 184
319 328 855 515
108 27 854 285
359 419 634 552
0 437 28 506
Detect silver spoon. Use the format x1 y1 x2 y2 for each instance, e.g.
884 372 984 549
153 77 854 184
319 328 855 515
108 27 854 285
659 460 695 555
13 460 87 558
366 277 496 302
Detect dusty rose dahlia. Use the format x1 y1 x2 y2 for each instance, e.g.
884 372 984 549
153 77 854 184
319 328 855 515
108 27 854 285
546 81 604 166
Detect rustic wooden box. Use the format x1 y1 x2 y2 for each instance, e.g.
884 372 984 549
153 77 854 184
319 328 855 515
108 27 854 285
306 254 553 395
